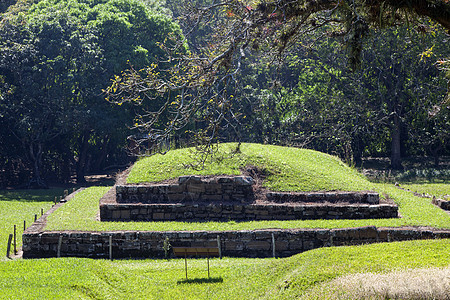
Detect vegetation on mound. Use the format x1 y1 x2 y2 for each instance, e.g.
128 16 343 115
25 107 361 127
43 144 450 231
127 143 371 192
0 239 448 299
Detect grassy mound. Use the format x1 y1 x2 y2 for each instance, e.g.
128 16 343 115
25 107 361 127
43 143 450 231
127 143 371 192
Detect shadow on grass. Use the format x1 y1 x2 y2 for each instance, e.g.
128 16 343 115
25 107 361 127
177 277 223 284
0 189 66 202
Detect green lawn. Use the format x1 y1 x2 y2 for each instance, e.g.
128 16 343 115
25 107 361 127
0 189 61 261
0 239 448 299
402 183 450 199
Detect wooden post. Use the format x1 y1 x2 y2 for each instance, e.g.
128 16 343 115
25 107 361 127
23 220 26 231
272 233 276 258
41 208 43 216
109 235 113 261
64 190 68 197
73 187 76 193
13 225 17 255
34 214 37 222
54 196 57 205
217 235 222 259
6 234 13 258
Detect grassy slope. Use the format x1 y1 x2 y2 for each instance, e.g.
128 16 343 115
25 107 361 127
0 239 448 299
127 143 371 192
45 143 450 231
0 189 60 261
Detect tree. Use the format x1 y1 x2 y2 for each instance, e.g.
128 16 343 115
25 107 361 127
0 10 104 187
0 0 183 186
107 0 450 159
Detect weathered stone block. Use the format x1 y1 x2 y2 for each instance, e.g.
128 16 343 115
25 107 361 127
217 177 233 183
202 194 222 201
152 212 165 220
167 193 185 202
366 192 380 204
179 175 202 185
234 176 254 186
167 184 185 194
246 241 270 250
120 209 131 219
111 210 121 219
225 241 244 251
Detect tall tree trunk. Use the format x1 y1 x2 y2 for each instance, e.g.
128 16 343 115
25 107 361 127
93 137 110 172
27 142 48 188
352 136 363 167
430 145 441 168
390 113 403 170
76 132 90 184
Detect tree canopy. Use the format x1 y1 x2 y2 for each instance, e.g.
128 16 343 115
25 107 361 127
0 0 449 186
0 0 183 186
107 0 450 162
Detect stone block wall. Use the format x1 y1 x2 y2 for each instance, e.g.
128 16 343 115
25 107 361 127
266 191 379 204
22 227 450 259
100 203 398 221
116 175 254 204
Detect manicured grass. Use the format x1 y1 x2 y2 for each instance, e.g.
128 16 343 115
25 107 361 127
128 143 371 192
0 239 448 299
401 183 450 199
0 189 61 261
44 182 450 231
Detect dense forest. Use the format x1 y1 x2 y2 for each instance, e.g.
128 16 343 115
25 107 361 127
0 0 449 188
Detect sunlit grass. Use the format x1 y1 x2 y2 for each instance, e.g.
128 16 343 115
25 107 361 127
401 183 450 199
127 143 371 192
0 239 448 299
0 189 61 261
44 143 448 231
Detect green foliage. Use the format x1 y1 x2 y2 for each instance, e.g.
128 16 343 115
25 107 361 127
238 24 449 167
0 0 183 185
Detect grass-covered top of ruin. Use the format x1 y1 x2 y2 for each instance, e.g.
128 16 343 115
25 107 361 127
126 143 372 192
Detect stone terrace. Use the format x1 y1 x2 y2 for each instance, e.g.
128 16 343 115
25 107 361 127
100 175 398 221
